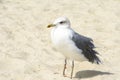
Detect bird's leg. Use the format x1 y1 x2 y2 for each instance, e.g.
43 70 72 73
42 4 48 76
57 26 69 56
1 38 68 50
63 58 67 77
71 60 74 79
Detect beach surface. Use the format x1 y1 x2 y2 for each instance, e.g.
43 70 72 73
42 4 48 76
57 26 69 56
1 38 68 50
0 0 120 80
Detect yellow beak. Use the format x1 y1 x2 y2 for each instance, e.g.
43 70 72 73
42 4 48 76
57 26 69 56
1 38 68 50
47 24 56 28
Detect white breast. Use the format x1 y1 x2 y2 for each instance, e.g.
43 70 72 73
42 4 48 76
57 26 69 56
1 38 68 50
51 28 71 45
51 27 87 61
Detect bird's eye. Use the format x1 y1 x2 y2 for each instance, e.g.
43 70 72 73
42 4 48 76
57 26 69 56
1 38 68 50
60 21 65 24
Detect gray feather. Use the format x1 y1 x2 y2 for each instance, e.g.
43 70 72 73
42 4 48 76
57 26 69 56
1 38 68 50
71 32 101 64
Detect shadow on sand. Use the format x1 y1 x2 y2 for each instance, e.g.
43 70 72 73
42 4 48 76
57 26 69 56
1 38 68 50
75 70 113 79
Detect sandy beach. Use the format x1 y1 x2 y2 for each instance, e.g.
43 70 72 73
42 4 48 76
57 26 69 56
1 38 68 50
0 0 120 80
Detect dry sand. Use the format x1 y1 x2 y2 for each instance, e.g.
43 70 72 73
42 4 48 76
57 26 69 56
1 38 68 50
0 0 120 80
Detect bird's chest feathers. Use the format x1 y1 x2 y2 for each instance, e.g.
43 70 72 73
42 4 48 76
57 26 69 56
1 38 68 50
51 28 72 46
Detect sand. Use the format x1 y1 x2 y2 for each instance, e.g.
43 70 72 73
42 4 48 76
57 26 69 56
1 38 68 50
0 0 120 80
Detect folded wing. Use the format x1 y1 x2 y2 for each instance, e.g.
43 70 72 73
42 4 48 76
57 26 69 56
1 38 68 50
71 32 101 64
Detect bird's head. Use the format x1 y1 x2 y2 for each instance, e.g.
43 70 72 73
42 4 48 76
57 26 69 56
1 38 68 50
47 17 71 28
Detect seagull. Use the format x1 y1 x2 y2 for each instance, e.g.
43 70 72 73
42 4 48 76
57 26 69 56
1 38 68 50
47 17 101 79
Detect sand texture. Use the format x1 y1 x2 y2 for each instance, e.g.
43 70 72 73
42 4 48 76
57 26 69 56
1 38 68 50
0 0 120 80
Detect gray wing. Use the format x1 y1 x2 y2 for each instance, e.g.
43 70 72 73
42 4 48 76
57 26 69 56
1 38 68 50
71 32 101 64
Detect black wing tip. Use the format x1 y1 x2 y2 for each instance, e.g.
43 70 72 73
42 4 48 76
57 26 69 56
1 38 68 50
90 57 101 64
87 50 101 64
94 57 101 64
94 51 101 64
